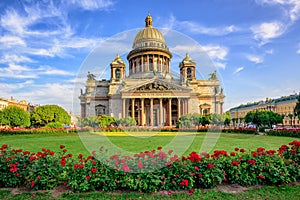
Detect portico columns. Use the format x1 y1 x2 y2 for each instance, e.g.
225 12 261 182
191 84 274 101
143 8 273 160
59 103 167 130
131 99 135 120
122 99 126 118
168 98 172 126
150 98 153 126
159 98 163 126
178 99 181 120
141 98 144 126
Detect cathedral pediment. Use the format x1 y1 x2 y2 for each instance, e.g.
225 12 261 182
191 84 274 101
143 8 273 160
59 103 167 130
122 79 190 93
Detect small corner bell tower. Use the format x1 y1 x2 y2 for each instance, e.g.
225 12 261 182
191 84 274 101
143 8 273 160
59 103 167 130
110 54 126 81
179 53 196 82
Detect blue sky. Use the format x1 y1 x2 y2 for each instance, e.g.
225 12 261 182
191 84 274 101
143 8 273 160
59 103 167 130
0 0 300 114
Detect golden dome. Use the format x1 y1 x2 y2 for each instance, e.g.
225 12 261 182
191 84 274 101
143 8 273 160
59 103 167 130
111 54 125 64
132 13 167 50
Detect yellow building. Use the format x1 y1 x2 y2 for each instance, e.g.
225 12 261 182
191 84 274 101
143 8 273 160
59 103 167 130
229 93 300 126
79 14 225 126
0 97 37 112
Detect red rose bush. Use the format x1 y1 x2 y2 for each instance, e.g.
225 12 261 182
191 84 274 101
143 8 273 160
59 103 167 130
1 140 300 193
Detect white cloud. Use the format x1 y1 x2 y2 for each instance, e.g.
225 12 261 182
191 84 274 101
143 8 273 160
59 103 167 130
38 66 74 76
0 54 34 64
68 0 114 10
265 49 274 54
201 45 228 61
246 55 264 63
251 21 285 44
0 64 37 79
171 44 228 69
0 81 75 112
0 35 26 47
161 14 239 36
256 0 300 22
234 67 244 74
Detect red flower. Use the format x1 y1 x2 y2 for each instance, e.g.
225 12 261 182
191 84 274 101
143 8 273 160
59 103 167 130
157 146 162 150
74 164 79 169
252 152 257 157
92 160 97 165
86 175 90 181
208 163 214 169
60 159 66 167
231 160 239 166
179 179 189 187
248 159 256 165
79 164 84 169
168 150 173 155
16 173 20 177
60 145 65 149
78 154 83 159
257 175 265 179
188 152 202 162
240 148 245 153
37 175 40 180
137 160 143 169
189 189 194 195
91 168 97 173
31 180 35 187
122 163 130 172
194 166 199 171
198 174 203 178
234 147 239 151
230 152 236 156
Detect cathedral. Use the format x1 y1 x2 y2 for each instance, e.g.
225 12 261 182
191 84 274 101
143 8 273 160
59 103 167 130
79 14 225 126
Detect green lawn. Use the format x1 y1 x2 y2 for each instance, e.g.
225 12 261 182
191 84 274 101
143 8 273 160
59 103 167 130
0 131 298 157
1 184 300 199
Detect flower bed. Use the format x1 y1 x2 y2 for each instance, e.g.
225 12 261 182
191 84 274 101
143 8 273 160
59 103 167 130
1 140 300 193
266 128 300 138
0 128 78 135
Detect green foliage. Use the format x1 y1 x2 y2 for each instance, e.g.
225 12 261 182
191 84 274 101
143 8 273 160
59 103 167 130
245 110 283 127
80 116 99 127
46 122 64 128
0 106 30 127
210 113 225 125
30 105 70 127
179 113 211 128
98 115 115 128
115 117 137 126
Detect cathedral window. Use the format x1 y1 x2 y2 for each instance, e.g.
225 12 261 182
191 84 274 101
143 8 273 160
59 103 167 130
187 68 192 78
115 69 121 79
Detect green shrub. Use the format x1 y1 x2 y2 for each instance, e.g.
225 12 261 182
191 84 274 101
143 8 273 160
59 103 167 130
46 122 64 128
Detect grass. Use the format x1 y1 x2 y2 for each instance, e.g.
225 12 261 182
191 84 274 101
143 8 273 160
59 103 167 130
0 131 298 156
1 184 300 199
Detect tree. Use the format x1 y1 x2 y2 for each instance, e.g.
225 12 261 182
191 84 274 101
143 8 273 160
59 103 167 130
1 106 30 127
80 116 99 127
245 110 283 128
98 115 115 128
210 113 225 126
30 105 70 127
115 117 137 126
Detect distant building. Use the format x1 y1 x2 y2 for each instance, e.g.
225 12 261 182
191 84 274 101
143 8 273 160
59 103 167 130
229 93 300 126
79 14 225 126
0 97 38 112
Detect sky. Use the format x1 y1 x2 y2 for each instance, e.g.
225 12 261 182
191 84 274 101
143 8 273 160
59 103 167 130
0 0 300 115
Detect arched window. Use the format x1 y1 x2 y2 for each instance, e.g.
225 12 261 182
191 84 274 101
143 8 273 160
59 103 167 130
115 69 121 79
187 68 192 78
